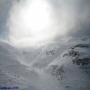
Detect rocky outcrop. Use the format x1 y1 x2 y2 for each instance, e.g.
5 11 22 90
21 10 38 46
63 43 90 66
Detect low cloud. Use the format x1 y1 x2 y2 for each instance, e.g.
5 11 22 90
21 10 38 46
48 0 90 39
0 0 90 47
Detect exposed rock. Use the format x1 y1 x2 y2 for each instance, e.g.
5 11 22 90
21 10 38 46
48 65 64 80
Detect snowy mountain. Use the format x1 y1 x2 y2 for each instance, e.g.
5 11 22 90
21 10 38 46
0 39 90 90
46 40 90 90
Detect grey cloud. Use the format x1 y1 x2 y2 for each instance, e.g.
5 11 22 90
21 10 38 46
0 0 90 43
48 0 90 40
0 0 13 39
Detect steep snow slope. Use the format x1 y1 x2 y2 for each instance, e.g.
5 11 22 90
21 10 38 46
46 39 90 90
19 41 68 68
0 40 39 90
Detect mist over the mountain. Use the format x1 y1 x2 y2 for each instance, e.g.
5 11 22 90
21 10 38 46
0 0 90 90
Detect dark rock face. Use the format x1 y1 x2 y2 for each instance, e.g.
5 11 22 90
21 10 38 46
63 43 90 66
72 57 90 66
50 65 64 80
63 49 79 57
46 49 56 56
72 44 90 49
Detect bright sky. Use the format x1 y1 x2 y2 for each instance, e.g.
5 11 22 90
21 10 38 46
8 0 58 47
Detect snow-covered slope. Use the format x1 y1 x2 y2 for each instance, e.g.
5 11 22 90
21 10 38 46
0 40 61 90
0 39 90 90
46 40 90 90
0 40 38 90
